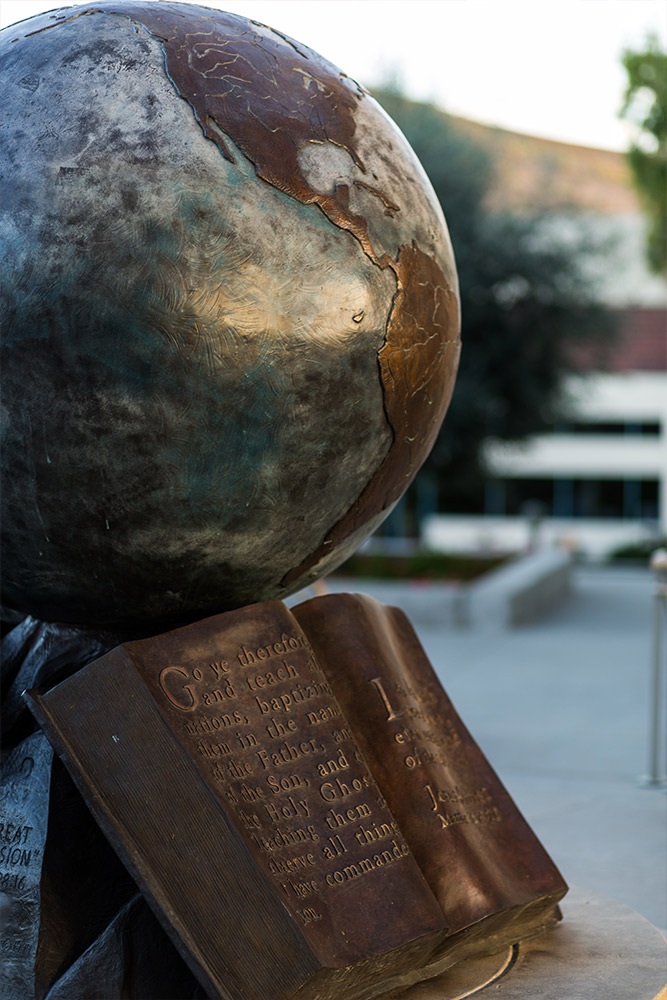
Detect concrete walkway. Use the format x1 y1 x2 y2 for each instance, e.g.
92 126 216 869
307 565 667 931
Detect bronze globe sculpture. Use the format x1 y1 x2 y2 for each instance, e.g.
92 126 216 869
0 2 460 629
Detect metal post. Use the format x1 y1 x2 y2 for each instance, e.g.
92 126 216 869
643 548 667 787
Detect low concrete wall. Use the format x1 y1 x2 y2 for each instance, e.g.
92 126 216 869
297 548 573 629
462 548 573 629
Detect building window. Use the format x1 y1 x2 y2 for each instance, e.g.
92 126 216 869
552 420 661 436
480 477 659 520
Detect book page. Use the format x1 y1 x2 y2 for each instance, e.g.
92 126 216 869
293 593 567 937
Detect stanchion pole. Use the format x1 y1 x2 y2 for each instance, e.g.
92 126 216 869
643 548 667 787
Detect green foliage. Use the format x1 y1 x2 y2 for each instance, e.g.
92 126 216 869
607 538 667 562
375 89 615 510
335 550 508 582
620 35 667 273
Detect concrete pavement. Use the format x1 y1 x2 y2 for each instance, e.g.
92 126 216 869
302 564 667 931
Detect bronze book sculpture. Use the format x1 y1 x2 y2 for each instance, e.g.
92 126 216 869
27 594 567 1000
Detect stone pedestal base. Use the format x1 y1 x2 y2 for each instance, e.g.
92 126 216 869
387 887 667 999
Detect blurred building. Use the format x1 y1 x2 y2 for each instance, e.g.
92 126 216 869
425 123 666 559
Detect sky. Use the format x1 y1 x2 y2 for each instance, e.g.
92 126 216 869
1 0 665 151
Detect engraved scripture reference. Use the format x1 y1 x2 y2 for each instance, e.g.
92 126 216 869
26 595 566 1000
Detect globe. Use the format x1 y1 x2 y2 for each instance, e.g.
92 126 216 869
0 2 460 629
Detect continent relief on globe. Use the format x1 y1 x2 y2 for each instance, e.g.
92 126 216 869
0 2 460 627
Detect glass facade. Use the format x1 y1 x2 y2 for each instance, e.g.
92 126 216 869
478 476 660 520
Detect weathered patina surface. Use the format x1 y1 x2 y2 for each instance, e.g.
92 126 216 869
15 594 565 998
1 2 460 628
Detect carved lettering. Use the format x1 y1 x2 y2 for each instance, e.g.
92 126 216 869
245 660 298 689
250 824 321 852
424 783 502 829
355 819 399 846
319 775 370 801
324 840 410 886
208 659 230 677
324 802 371 829
266 717 297 739
296 905 321 924
0 846 32 867
0 872 27 892
317 749 349 777
264 797 310 823
306 704 341 725
0 824 34 844
321 834 347 859
254 677 333 715
238 809 261 831
227 759 254 778
394 719 461 754
266 773 310 795
256 739 321 769
240 783 264 803
237 634 308 666
147 618 412 929
184 711 249 735
268 852 317 876
369 676 404 722
237 731 258 750
159 666 197 712
281 878 319 898
202 680 237 705
331 724 353 743
195 738 231 758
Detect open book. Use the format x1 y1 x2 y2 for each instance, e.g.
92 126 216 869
27 593 566 1000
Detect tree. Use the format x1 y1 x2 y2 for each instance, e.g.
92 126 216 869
374 90 615 520
620 34 667 274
